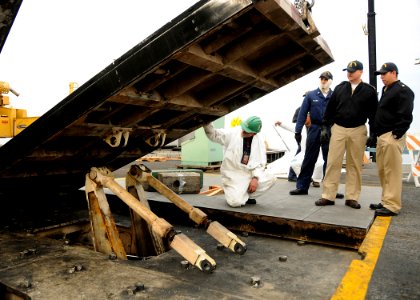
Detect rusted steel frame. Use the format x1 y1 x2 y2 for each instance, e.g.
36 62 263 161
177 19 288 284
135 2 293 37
0 0 256 178
150 203 368 250
209 208 367 249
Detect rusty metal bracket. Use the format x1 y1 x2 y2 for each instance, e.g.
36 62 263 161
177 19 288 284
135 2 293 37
145 130 167 148
294 0 318 36
301 1 318 35
103 127 131 147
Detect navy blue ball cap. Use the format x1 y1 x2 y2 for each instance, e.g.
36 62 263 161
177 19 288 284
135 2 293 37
374 62 398 75
319 71 333 80
343 60 363 73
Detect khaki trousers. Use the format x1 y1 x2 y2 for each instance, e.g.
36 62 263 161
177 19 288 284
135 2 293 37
322 124 367 201
376 132 406 213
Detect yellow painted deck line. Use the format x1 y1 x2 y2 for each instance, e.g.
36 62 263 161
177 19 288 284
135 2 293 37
331 216 392 300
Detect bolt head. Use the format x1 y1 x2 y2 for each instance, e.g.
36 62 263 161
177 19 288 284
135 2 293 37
135 283 145 291
250 276 261 285
75 264 83 271
126 287 136 295
279 255 288 262
180 260 190 269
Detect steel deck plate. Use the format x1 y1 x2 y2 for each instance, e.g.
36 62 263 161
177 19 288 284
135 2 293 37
138 175 378 249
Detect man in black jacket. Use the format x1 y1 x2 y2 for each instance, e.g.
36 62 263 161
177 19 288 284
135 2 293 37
316 60 378 209
369 62 414 216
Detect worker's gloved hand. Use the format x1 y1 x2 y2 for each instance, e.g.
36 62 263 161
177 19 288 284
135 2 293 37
320 126 330 144
294 132 302 144
366 135 377 148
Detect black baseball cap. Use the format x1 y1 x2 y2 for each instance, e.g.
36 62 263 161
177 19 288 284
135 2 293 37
374 62 399 75
342 60 363 73
319 71 333 80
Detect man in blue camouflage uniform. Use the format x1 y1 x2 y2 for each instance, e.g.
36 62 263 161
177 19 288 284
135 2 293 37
290 71 335 196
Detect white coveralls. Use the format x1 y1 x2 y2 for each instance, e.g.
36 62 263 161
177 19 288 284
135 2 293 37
204 123 276 207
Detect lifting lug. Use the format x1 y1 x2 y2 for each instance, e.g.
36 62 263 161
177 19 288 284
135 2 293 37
145 130 167 148
103 127 132 147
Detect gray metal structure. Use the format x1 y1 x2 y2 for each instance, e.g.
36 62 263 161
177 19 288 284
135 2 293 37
0 0 333 192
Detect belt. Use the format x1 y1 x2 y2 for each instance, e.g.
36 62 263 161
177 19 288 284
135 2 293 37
377 130 392 137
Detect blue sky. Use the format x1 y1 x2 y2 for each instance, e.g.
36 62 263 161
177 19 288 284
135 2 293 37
0 0 419 149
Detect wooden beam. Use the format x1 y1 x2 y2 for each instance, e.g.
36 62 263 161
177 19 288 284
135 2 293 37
89 167 217 272
126 171 167 257
140 166 246 255
170 233 216 273
146 173 208 225
85 174 127 260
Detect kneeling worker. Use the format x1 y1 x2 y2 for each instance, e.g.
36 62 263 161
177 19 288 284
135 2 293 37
204 116 276 207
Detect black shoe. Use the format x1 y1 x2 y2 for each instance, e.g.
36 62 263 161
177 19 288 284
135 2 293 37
290 189 308 195
312 181 320 188
345 200 361 209
369 203 383 210
315 198 335 206
336 193 344 199
375 207 397 216
246 198 257 205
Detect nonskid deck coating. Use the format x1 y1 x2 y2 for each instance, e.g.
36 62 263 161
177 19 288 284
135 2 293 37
111 173 380 248
166 174 378 227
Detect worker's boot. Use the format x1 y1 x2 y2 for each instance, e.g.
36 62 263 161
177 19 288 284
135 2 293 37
246 198 257 205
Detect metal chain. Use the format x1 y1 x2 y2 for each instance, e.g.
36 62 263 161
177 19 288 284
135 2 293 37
294 0 315 15
294 0 305 14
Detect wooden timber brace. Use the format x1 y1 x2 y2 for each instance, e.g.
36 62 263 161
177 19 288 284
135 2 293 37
134 164 247 255
85 167 216 273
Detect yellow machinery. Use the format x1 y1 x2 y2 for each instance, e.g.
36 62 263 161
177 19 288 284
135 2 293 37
0 81 38 137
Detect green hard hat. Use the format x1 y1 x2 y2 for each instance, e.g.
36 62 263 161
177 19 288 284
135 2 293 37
241 116 262 133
